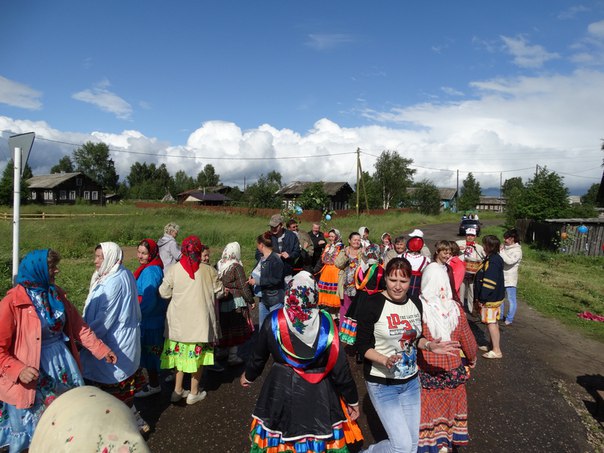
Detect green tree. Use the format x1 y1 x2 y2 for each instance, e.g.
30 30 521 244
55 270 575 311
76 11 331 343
266 170 283 188
511 167 569 221
502 177 523 199
0 160 33 205
373 150 415 209
409 180 441 215
196 164 220 188
298 182 329 210
127 162 174 199
50 156 74 174
502 177 525 226
245 173 283 208
173 170 195 195
458 172 481 212
72 141 119 190
581 183 600 206
353 171 382 210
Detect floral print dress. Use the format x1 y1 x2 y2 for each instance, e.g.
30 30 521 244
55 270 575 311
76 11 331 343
0 290 84 453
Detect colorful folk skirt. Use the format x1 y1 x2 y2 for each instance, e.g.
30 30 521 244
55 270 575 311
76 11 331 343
160 340 214 373
218 307 254 348
85 368 146 408
318 264 341 309
339 317 357 345
417 384 470 452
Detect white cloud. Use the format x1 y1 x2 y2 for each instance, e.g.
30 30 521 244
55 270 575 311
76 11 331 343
587 19 604 38
72 80 133 120
2 68 602 196
306 33 355 51
0 76 43 110
501 35 559 68
441 86 464 96
557 5 590 20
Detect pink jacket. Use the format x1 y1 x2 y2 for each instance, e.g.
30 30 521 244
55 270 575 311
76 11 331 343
0 285 111 409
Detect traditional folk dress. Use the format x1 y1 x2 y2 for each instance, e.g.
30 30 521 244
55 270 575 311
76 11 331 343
317 229 343 314
134 239 166 382
217 242 254 347
244 272 362 453
417 263 477 453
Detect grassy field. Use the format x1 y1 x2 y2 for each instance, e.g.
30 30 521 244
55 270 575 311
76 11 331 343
1 203 602 342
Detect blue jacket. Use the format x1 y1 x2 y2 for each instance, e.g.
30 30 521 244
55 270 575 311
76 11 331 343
137 265 166 330
256 230 300 277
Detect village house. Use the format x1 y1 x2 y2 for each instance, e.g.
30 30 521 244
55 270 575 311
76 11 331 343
27 172 104 205
276 181 354 211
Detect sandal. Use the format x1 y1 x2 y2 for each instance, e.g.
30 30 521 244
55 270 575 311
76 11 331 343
482 351 503 359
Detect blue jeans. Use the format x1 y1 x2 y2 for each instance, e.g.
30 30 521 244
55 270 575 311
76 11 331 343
258 300 283 328
504 286 517 323
362 377 421 453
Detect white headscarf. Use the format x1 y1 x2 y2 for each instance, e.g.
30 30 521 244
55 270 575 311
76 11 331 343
217 242 243 278
88 242 123 293
419 262 460 341
283 271 320 347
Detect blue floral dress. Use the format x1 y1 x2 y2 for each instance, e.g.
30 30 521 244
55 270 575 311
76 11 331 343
0 290 84 453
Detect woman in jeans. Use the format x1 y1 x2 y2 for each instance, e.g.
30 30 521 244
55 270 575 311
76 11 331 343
248 232 285 328
356 258 460 453
499 229 522 326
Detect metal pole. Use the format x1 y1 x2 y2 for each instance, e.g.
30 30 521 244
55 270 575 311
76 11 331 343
12 147 22 285
356 148 360 217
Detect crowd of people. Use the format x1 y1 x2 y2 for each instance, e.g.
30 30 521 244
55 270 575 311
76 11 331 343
0 214 521 453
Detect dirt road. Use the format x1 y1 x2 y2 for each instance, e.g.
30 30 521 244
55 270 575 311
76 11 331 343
136 221 604 452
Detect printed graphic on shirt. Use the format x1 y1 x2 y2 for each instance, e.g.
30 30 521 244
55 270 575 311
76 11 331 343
371 299 422 380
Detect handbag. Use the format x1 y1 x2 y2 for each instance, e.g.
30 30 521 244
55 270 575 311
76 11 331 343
339 316 358 345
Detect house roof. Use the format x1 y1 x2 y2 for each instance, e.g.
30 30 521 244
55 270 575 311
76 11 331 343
406 187 457 201
26 172 86 189
276 181 353 197
183 192 231 202
478 196 506 205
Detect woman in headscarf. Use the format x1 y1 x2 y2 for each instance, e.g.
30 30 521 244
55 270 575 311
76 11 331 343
241 271 362 453
417 241 477 453
133 239 165 398
0 249 116 453
316 228 344 316
159 235 223 405
80 242 147 432
157 222 182 268
358 226 371 248
335 231 363 323
217 242 255 366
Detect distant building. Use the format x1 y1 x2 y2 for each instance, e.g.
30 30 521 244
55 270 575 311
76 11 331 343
477 196 506 212
406 187 458 211
27 172 104 205
177 188 231 205
276 181 354 210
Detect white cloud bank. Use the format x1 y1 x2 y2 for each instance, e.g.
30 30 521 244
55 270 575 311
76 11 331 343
0 76 43 110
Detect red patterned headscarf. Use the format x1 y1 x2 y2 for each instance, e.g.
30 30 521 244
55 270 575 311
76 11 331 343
180 235 203 279
133 238 163 280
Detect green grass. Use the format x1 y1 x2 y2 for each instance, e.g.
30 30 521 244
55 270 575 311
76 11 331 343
1 204 602 343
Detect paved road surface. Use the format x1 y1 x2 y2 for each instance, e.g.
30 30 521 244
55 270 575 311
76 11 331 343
136 221 604 452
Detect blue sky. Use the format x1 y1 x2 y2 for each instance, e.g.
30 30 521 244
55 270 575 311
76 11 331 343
1 1 603 194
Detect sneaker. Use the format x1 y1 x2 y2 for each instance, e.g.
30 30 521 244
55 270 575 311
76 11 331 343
478 345 489 352
170 389 190 403
133 411 150 433
164 373 175 383
227 356 244 366
504 321 513 326
135 384 161 398
186 390 207 405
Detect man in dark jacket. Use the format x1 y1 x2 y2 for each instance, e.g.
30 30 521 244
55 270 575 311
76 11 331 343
256 214 300 280
308 222 326 271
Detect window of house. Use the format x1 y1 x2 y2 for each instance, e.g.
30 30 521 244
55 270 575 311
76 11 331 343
69 191 76 200
60 190 67 200
76 178 82 186
92 191 98 200
31 191 37 200
84 191 90 200
44 191 53 200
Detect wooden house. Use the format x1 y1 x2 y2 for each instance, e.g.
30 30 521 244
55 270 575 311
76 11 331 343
27 172 104 205
276 181 354 211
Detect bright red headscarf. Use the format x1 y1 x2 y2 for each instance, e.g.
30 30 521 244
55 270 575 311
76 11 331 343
180 235 203 279
133 238 163 280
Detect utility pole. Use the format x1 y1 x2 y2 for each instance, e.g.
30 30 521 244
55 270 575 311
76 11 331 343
456 169 459 213
356 148 360 217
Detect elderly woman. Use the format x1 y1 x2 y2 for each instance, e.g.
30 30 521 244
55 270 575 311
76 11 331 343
316 228 344 316
417 241 477 453
335 231 363 323
160 235 223 405
80 242 147 431
356 258 461 453
0 250 116 452
217 242 255 366
241 271 361 453
133 239 165 398
475 235 506 359
500 229 523 326
158 222 182 268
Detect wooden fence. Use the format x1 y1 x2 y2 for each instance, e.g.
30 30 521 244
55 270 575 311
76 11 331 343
516 218 604 257
0 212 130 221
